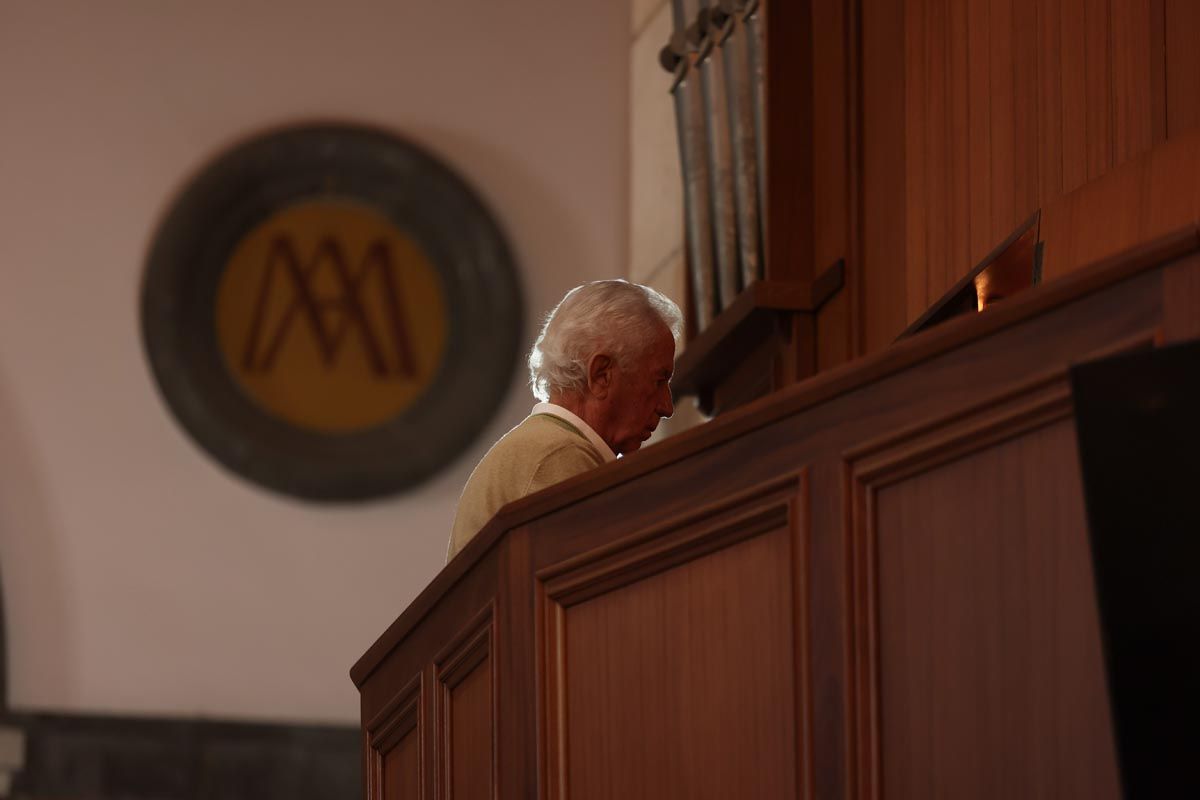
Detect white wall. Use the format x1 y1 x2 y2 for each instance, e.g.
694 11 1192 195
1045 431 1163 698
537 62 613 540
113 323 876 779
0 0 628 724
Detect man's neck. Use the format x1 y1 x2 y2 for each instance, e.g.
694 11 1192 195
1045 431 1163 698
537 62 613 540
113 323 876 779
547 392 613 453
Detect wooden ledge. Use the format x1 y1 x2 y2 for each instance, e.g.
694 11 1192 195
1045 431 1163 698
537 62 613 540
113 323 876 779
672 261 845 406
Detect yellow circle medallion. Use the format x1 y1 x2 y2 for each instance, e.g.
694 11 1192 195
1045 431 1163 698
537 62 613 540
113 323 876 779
215 199 448 433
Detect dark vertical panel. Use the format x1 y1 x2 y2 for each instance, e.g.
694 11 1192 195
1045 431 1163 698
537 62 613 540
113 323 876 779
1165 0 1200 136
876 423 1122 799
813 0 852 370
905 0 930 324
860 0 908 352
816 289 850 372
765 0 816 284
448 661 492 800
812 0 849 273
383 731 420 800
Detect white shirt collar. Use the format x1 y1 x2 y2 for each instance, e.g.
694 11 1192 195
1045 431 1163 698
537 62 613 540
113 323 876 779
531 402 617 463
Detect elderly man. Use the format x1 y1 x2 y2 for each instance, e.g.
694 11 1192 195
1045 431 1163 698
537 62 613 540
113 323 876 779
448 279 682 559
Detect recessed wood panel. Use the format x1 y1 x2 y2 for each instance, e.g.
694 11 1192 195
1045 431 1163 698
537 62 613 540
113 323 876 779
382 730 421 800
367 673 422 800
847 376 1123 799
539 480 808 800
874 420 1119 799
435 608 495 800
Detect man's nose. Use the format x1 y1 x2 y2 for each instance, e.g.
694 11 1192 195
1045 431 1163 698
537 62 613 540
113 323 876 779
659 385 675 418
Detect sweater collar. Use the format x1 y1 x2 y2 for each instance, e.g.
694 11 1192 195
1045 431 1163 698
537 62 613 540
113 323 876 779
531 402 617 463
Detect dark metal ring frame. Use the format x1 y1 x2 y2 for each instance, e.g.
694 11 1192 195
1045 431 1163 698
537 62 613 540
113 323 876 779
141 124 523 501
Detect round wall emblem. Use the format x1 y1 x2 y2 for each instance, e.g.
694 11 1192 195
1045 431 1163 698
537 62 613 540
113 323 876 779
142 125 523 501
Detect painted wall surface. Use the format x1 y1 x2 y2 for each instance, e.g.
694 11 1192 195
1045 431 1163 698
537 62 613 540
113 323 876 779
0 0 628 724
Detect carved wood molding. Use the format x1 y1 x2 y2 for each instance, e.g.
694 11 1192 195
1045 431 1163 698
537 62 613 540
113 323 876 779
433 602 496 800
365 671 423 800
535 473 812 800
840 329 1158 800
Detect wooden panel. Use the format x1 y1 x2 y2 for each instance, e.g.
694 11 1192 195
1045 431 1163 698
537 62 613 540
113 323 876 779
435 607 494 800
988 0 1018 249
812 0 853 371
383 731 421 800
765 0 815 285
845 0 1172 357
538 477 809 800
1165 0 1200 137
367 674 423 800
967 0 995 265
1111 0 1157 163
859 0 907 353
811 0 850 276
847 371 1126 800
1036 0 1065 203
903 0 929 322
1040 128 1200 280
1012 0 1039 234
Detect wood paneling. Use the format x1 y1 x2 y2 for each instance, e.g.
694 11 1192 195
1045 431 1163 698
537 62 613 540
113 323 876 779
367 674 422 800
538 478 809 800
859 0 908 353
382 731 421 800
846 370 1127 799
356 232 1199 800
1040 128 1200 279
435 607 494 800
1165 0 1200 136
855 0 1191 354
872 422 1119 799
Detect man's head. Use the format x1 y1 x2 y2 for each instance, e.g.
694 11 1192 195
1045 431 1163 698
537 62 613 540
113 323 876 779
528 280 683 455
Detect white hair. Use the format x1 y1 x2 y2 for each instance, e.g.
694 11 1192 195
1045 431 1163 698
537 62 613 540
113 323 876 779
528 279 683 402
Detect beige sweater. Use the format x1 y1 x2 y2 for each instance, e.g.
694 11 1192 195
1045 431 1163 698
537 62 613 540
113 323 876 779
448 414 604 560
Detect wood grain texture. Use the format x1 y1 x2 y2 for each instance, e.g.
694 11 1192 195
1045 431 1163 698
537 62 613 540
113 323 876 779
434 606 495 800
853 0 1169 352
872 423 1119 799
382 731 421 800
765 0 815 285
1040 127 1200 279
367 674 422 800
355 236 1196 800
1165 0 1200 137
538 477 808 800
860 0 908 353
846 372 1126 799
1111 0 1156 163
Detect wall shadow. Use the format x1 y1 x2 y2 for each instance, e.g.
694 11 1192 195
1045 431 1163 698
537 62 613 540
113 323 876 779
0 366 75 711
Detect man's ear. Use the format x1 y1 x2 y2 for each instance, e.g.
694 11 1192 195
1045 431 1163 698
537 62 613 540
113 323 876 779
587 353 614 398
